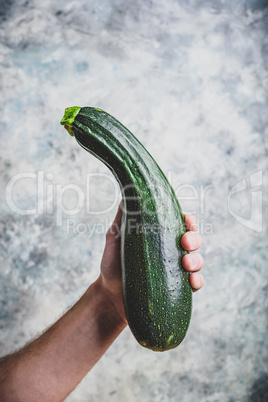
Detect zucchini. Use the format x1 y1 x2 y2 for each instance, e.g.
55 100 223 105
60 106 192 351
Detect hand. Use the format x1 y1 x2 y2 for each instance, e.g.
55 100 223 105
181 214 204 292
99 202 204 326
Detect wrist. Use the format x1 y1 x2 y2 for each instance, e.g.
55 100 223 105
87 277 128 331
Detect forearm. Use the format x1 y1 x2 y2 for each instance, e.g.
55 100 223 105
0 278 127 401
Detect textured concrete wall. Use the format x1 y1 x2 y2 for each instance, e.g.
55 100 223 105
0 1 267 401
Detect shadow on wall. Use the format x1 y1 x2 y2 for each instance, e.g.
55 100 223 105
246 0 268 10
248 373 268 402
0 0 14 21
178 0 268 16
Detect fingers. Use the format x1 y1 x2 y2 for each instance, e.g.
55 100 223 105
184 214 197 232
190 273 204 292
182 214 204 291
182 253 203 272
181 231 202 251
182 252 204 291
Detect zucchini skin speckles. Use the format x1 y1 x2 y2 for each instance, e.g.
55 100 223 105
61 106 192 351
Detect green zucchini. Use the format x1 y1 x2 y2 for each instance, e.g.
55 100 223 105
60 106 192 351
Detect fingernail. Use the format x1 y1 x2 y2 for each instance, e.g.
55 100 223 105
199 275 203 286
191 254 198 268
189 232 198 248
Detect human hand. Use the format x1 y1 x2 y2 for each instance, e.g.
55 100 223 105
181 214 204 292
99 202 204 326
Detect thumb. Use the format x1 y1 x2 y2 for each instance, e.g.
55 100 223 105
105 201 123 245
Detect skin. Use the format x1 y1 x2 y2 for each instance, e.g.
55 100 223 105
0 203 204 401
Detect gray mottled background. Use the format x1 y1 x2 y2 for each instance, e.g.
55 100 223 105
0 0 267 401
